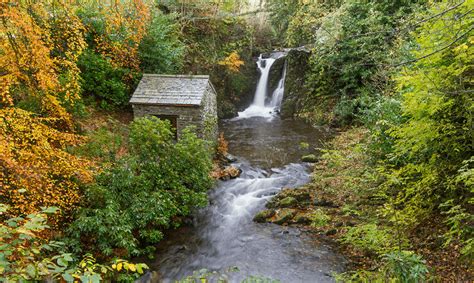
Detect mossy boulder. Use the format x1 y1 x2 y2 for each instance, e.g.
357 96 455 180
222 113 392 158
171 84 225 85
280 48 311 119
253 209 276 223
266 187 312 208
272 208 297 225
301 154 318 163
279 196 298 207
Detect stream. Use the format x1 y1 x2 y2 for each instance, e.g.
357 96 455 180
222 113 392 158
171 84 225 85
142 54 346 282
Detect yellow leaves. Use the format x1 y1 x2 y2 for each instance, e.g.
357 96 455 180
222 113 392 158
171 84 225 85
0 108 93 227
111 261 145 274
92 0 151 71
1 1 86 130
218 51 245 73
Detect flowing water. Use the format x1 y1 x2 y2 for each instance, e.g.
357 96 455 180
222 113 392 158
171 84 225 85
142 53 346 282
237 54 281 119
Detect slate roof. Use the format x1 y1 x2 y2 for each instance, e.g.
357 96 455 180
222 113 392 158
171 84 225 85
130 74 211 106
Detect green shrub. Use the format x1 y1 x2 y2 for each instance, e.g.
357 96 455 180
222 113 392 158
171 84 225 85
335 251 428 282
341 224 402 255
139 11 184 74
77 50 130 108
380 0 473 239
72 125 125 162
382 250 428 282
0 204 147 282
68 117 213 257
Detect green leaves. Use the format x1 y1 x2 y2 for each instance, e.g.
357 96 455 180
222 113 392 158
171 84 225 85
69 117 212 257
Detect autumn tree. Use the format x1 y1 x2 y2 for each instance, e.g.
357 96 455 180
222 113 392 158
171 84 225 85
0 1 91 226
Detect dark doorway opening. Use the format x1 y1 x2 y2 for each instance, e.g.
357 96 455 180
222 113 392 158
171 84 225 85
155 115 178 139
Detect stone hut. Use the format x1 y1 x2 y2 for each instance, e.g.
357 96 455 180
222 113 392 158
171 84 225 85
130 74 218 141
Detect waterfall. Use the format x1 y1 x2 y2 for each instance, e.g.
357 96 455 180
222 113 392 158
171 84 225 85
237 53 286 119
253 55 276 107
270 61 287 109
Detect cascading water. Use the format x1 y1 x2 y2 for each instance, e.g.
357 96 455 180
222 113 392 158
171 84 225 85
237 53 285 119
140 51 345 283
270 61 287 109
253 55 276 107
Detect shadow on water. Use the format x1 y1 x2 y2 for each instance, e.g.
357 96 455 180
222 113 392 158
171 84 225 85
140 116 346 282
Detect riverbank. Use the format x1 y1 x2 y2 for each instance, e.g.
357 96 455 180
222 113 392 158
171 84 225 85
254 127 473 281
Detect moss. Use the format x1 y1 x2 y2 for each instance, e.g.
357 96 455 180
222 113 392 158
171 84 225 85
272 208 297 225
280 49 311 119
279 196 298 207
253 209 276 223
301 154 318 163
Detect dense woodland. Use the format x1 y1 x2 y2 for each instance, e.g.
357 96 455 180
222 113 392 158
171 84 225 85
0 0 472 282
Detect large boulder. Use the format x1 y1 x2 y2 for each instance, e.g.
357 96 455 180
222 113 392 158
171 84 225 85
267 55 286 101
302 154 319 163
272 208 297 225
253 209 276 223
280 48 311 118
266 187 312 209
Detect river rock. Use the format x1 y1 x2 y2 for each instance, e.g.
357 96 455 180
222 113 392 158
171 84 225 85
219 166 242 180
266 187 312 208
224 153 238 163
301 154 319 163
272 208 297 225
253 209 276 223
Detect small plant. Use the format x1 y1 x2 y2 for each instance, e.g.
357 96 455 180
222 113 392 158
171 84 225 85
382 250 428 282
341 204 361 217
309 209 330 227
299 142 309 150
340 224 398 255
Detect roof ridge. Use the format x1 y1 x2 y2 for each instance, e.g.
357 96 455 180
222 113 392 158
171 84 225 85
142 74 209 79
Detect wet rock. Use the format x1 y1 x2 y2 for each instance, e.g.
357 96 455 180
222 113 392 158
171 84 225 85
266 187 312 209
219 166 242 180
280 48 311 119
279 196 298 207
272 208 297 225
224 153 237 163
294 214 311 224
302 154 319 163
253 209 276 223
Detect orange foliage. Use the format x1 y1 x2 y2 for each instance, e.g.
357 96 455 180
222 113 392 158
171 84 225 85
0 1 86 129
93 0 151 71
0 108 93 226
217 132 229 156
0 1 90 226
218 51 245 73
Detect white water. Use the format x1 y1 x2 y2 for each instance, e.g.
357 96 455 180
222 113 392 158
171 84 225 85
253 55 275 107
270 61 287 108
237 53 285 119
148 118 345 282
